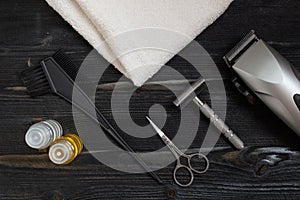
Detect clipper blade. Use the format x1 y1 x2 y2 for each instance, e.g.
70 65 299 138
223 30 260 104
223 30 259 67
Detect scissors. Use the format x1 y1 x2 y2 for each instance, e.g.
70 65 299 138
146 117 209 187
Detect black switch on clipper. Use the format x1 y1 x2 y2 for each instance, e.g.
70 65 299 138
294 94 300 111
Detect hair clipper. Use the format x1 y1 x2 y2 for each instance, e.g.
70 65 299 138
224 30 300 136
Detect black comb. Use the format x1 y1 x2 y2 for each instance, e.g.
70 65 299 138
22 50 84 97
52 49 80 81
21 50 162 184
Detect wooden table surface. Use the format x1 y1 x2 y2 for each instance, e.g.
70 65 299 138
1 0 300 199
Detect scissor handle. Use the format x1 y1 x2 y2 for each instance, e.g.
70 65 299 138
187 153 209 174
173 164 194 187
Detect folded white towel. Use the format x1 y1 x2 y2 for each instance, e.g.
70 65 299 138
45 0 233 86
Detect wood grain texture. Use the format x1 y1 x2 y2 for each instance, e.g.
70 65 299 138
0 0 300 199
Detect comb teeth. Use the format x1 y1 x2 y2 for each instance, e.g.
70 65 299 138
21 65 52 97
52 49 79 81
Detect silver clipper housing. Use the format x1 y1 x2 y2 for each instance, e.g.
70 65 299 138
224 30 300 136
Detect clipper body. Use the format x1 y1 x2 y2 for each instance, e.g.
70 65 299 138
224 30 300 136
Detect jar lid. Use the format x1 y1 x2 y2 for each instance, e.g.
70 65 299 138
49 140 74 165
25 124 52 149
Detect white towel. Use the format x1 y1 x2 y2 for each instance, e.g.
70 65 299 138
45 0 233 86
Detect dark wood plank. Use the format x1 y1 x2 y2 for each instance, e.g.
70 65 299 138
1 147 300 200
0 0 300 199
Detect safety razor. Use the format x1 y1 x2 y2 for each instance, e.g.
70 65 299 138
224 30 300 136
174 78 245 149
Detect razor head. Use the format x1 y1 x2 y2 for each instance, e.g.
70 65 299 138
173 78 206 108
223 30 259 68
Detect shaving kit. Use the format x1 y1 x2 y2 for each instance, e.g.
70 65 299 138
21 30 300 186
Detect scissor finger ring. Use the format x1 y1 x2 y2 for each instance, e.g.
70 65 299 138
188 153 209 174
173 165 194 187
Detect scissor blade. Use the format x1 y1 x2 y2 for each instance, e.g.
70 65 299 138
146 116 165 138
146 116 183 159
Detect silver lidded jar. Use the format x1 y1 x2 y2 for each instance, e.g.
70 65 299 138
25 120 63 150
